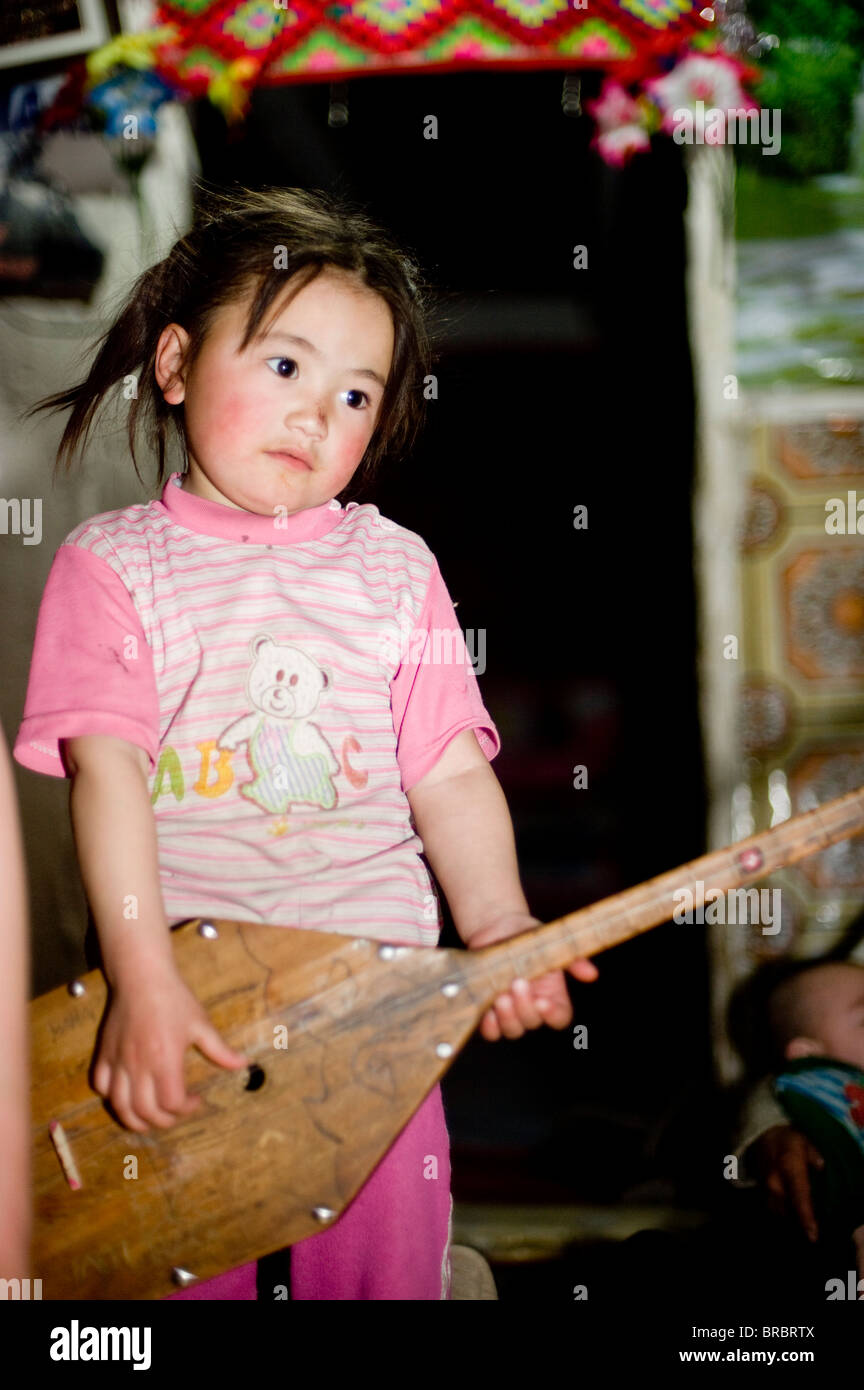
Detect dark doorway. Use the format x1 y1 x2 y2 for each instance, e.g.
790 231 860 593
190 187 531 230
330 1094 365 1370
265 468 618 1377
190 68 711 1216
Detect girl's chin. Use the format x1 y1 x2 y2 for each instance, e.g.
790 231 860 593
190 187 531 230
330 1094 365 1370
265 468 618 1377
224 483 308 514
187 465 329 516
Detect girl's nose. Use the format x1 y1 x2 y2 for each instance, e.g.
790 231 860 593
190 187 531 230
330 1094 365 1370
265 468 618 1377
285 395 327 434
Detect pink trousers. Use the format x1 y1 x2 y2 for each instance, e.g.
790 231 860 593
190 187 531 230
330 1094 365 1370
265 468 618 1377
165 1083 452 1301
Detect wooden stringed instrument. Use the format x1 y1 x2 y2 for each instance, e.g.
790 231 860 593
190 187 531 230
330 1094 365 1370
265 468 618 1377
31 785 864 1300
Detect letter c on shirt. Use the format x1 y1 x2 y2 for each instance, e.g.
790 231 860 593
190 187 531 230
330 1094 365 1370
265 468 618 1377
341 735 368 790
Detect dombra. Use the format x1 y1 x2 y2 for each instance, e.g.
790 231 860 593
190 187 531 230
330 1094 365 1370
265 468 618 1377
31 785 864 1300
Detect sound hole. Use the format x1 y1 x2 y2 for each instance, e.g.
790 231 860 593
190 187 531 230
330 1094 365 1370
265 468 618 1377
244 1063 266 1092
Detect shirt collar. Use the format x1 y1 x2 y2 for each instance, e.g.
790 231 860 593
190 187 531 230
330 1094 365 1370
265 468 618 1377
158 472 350 545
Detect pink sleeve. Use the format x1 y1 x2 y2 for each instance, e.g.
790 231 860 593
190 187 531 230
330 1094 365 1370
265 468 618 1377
13 544 160 778
391 560 501 794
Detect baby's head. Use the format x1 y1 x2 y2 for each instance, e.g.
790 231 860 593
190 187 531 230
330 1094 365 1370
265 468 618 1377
29 184 432 511
767 961 864 1072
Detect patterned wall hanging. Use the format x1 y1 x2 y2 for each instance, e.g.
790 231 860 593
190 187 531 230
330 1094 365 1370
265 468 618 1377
144 0 709 97
737 398 864 966
67 1 762 168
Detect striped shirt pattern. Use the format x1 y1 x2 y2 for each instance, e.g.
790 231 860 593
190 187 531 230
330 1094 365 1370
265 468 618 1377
15 474 500 946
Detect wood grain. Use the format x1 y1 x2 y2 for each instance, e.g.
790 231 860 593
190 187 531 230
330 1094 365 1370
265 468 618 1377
31 783 864 1299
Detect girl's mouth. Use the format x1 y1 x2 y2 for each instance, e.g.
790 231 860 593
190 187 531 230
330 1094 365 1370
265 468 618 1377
267 451 312 472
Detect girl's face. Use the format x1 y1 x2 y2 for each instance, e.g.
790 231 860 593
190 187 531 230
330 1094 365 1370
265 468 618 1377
155 266 394 516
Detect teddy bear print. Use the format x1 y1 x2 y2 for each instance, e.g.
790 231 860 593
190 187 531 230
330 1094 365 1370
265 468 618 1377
217 634 340 814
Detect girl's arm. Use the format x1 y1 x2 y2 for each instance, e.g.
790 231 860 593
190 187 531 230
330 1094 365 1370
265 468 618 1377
63 736 247 1130
64 735 175 985
406 729 598 1041
406 730 531 941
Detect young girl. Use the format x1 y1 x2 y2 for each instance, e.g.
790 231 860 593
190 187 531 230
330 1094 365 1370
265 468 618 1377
14 183 598 1301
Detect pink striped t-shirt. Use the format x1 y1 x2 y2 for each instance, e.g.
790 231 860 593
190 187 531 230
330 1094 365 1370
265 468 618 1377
14 473 500 945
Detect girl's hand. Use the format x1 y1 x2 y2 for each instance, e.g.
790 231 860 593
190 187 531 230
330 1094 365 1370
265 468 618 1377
466 913 599 1042
92 959 248 1132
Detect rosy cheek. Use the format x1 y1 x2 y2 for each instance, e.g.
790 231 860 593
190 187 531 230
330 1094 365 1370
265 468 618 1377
344 414 376 456
201 388 257 444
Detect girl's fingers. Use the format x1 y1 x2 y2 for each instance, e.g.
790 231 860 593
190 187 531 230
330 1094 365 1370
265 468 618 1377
567 958 599 982
190 1019 247 1071
484 974 575 1038
152 1065 204 1125
528 971 575 1028
110 1070 148 1134
92 1058 112 1097
510 978 543 1030
480 1008 501 1041
540 996 574 1029
135 1071 186 1131
492 992 526 1040
483 968 587 1039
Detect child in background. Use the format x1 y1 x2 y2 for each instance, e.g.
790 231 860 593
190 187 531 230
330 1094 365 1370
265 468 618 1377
733 959 864 1284
15 184 598 1301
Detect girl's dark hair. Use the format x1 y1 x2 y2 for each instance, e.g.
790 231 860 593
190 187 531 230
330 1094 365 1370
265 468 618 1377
22 181 434 503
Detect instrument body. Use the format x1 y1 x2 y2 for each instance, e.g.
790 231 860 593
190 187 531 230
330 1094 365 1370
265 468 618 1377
31 784 864 1299
32 921 481 1300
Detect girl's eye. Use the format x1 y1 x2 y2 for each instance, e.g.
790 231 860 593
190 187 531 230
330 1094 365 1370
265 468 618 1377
265 359 370 409
265 357 298 378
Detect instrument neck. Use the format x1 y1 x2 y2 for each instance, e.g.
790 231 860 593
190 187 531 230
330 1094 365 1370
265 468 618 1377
466 787 864 1000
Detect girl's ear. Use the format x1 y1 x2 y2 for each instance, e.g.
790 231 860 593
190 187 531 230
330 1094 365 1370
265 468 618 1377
155 323 191 404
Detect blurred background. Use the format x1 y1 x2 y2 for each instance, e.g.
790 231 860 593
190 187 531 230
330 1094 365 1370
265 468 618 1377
3 0 864 1303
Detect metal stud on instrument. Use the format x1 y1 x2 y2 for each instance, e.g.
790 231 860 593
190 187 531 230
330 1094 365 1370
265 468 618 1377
197 921 219 939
